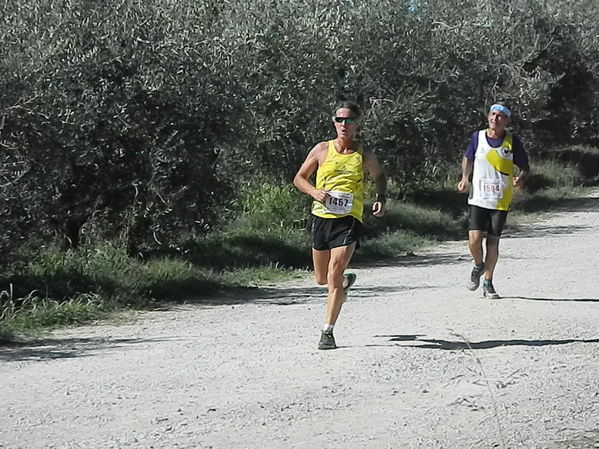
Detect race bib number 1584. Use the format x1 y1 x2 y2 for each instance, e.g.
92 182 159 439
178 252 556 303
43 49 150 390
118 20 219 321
480 179 502 199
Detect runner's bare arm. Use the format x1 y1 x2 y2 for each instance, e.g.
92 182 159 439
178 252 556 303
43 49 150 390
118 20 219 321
363 150 387 217
457 156 473 193
293 142 328 203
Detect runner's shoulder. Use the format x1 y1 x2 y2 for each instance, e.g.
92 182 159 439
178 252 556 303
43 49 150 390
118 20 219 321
313 140 330 151
309 141 330 160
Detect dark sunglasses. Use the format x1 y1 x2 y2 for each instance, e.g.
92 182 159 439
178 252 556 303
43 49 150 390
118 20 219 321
334 116 358 125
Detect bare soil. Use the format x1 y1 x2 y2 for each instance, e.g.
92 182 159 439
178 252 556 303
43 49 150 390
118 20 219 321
2 192 599 449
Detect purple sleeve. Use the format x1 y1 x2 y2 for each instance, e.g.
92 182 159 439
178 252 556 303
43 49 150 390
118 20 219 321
512 135 529 168
464 132 478 160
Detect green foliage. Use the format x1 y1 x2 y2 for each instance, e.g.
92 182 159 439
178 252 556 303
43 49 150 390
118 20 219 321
24 244 136 301
128 257 224 300
1 155 593 334
3 0 599 272
1 0 239 263
6 243 227 308
355 230 430 261
228 177 311 230
169 177 313 270
363 198 466 247
220 264 307 287
1 293 111 331
536 146 599 184
523 158 583 193
3 0 599 332
513 187 579 213
512 154 592 213
182 228 311 271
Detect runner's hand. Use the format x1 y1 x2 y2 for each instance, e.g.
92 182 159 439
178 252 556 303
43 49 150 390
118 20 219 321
372 201 385 217
513 176 524 188
311 189 328 203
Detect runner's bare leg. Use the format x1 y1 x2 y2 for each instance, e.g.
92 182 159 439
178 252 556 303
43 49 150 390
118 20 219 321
312 249 330 286
484 235 500 279
468 230 484 266
324 243 356 325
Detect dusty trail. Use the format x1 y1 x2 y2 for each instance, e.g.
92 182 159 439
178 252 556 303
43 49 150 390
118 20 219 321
2 193 599 449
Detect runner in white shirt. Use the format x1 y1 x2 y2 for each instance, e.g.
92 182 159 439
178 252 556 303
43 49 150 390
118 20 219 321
457 102 531 299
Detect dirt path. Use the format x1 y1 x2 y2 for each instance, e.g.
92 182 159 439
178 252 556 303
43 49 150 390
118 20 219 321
2 193 599 449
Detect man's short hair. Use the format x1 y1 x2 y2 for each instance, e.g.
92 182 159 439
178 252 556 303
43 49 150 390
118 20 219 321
334 101 362 119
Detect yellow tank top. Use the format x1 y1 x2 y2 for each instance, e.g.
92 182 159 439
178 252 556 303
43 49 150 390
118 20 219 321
311 140 365 221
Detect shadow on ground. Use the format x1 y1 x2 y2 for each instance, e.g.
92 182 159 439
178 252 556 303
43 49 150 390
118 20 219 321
506 223 592 238
351 252 465 269
507 193 599 237
371 334 599 350
554 195 599 211
191 283 444 307
515 192 599 214
0 336 186 363
505 296 599 302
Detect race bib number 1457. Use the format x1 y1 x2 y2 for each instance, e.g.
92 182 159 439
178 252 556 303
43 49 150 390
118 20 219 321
323 191 353 215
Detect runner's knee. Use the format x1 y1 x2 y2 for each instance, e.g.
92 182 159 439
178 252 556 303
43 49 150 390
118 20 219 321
486 235 500 248
315 274 328 285
326 263 346 286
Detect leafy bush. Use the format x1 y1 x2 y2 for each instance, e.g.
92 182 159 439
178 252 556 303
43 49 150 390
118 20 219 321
2 0 599 278
227 177 311 231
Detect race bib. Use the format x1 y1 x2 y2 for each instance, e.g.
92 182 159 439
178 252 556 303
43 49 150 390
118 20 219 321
323 191 353 214
479 179 502 199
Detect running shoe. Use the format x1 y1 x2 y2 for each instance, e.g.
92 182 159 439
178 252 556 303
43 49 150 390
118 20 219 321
343 272 357 293
318 330 337 350
482 280 500 299
466 264 485 291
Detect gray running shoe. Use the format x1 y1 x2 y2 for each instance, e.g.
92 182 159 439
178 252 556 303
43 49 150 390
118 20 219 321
466 264 485 291
343 272 357 293
318 331 337 350
482 280 500 299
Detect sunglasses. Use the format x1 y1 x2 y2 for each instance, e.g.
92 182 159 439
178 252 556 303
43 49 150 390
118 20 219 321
334 116 358 125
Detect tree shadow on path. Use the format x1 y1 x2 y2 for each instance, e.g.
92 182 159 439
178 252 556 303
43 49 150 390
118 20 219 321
504 296 599 302
514 194 599 214
352 252 465 269
507 194 599 238
370 334 599 350
506 224 592 238
0 336 186 363
550 195 599 213
194 283 441 307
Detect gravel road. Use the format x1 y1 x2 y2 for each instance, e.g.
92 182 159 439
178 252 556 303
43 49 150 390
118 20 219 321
2 192 599 449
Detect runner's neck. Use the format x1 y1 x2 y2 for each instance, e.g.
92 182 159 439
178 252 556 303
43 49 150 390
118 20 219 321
334 139 356 154
486 128 506 140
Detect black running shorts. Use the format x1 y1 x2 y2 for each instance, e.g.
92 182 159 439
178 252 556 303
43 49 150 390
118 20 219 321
468 205 508 237
310 215 364 251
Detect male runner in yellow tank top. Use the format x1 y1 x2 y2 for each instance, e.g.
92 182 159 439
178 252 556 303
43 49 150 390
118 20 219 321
293 101 387 350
